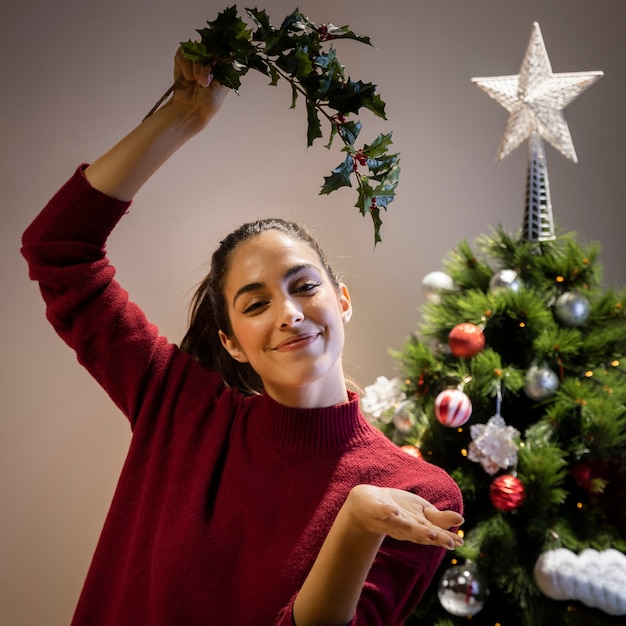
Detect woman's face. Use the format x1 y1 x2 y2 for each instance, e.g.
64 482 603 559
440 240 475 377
218 230 352 408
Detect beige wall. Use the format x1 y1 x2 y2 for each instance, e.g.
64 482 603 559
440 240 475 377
2 0 624 623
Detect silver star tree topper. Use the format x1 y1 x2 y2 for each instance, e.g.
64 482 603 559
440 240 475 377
472 22 603 241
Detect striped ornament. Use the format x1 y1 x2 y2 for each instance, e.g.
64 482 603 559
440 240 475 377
434 389 472 427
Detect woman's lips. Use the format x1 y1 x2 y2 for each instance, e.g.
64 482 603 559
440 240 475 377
273 333 319 351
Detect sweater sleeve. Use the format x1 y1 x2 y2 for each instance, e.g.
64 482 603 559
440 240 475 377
21 165 181 426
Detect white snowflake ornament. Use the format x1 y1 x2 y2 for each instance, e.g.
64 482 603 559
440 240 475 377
468 415 520 475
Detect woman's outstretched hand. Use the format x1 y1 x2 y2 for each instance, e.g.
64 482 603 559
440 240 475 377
347 484 464 550
293 485 463 625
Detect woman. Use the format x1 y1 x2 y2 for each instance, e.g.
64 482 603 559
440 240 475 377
21 48 463 625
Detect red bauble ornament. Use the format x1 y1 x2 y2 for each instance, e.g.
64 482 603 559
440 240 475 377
489 475 525 511
571 461 609 495
434 389 472 427
571 462 593 491
448 323 485 359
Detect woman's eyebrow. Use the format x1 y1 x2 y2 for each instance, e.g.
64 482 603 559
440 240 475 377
284 263 318 279
232 281 264 306
232 264 319 306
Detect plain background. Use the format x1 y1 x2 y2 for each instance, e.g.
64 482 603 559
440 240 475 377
2 0 624 623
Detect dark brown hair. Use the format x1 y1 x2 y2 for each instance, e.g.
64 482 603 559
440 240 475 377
179 218 340 395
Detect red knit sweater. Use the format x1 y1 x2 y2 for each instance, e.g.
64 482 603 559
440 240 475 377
21 167 463 625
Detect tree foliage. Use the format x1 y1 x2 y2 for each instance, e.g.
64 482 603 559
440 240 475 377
369 226 626 625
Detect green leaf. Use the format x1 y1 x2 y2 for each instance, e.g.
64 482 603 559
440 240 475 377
371 162 400 207
327 78 379 115
306 100 323 147
367 153 400 176
320 156 354 194
321 24 373 46
355 180 384 245
274 46 314 80
245 7 273 39
337 120 362 145
267 64 280 86
362 132 394 158
364 92 387 119
355 177 375 215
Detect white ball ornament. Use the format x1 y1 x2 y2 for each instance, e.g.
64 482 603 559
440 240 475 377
422 271 455 304
434 389 472 427
489 269 522 293
554 291 591 327
524 363 559 401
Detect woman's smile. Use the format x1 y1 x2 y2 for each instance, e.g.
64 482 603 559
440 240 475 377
272 332 320 352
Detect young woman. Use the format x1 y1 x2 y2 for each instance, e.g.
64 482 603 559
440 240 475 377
21 48 463 625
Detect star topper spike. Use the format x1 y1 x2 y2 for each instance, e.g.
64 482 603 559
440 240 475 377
472 22 603 163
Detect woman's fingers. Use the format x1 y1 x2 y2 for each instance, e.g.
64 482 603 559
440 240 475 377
174 48 212 86
358 486 464 549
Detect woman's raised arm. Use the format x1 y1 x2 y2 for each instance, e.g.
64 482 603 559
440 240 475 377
85 48 228 201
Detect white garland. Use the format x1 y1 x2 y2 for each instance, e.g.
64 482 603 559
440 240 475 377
534 548 626 615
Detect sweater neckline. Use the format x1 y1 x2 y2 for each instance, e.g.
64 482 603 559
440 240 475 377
249 390 374 453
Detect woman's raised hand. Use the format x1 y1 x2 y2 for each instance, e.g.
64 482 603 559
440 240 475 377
347 484 464 550
170 48 229 122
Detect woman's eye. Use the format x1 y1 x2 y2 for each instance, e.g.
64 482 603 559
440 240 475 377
242 300 267 314
296 281 321 293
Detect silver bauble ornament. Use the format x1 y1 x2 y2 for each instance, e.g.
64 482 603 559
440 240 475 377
392 401 414 434
438 561 489 616
524 363 559 400
489 269 522 293
554 291 591 327
422 271 454 304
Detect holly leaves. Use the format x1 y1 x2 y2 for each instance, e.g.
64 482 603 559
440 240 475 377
176 5 400 245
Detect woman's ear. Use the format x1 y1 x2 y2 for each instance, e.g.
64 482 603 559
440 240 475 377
218 330 249 363
338 283 353 324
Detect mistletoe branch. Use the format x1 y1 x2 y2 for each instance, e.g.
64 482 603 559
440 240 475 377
145 5 400 245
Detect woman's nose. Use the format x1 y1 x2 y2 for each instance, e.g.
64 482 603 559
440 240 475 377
277 297 304 327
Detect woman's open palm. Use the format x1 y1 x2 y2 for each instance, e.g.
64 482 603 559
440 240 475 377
349 484 464 550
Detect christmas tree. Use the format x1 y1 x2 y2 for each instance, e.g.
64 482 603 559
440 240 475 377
361 23 626 625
